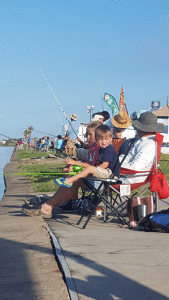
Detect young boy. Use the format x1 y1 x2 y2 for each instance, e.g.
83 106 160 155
54 125 120 188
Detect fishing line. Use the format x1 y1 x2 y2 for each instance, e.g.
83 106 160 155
21 128 56 137
39 68 78 138
0 133 12 139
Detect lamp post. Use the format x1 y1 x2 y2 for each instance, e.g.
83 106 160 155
86 105 94 121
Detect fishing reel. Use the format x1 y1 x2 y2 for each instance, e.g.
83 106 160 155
73 165 83 173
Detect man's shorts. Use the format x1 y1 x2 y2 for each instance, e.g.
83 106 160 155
93 166 112 179
67 138 75 149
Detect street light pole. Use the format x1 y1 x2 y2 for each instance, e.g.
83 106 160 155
86 105 94 121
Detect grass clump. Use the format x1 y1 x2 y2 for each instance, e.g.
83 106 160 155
17 149 50 161
158 153 169 181
18 163 65 192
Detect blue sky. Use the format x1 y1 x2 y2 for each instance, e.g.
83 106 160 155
0 0 169 139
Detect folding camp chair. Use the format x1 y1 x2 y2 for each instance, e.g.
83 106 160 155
77 132 163 229
77 177 132 229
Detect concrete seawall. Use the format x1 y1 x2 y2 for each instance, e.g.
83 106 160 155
0 151 69 300
1 151 169 299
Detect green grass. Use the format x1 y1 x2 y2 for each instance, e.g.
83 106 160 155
17 149 67 192
18 163 66 192
17 149 55 161
158 153 169 180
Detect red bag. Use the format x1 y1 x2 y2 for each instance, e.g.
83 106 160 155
150 170 169 200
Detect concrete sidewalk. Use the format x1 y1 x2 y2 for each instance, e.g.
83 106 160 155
1 151 169 300
47 198 169 300
0 151 69 300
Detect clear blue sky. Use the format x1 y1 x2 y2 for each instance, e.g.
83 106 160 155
0 0 169 139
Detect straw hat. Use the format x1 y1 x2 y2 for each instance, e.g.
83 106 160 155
111 112 132 128
132 112 164 133
70 113 77 121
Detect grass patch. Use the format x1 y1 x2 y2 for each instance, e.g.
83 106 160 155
18 163 65 192
158 153 169 181
17 149 56 161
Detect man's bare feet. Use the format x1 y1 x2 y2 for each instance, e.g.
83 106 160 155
41 203 52 215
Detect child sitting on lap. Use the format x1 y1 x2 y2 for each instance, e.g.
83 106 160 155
54 125 120 188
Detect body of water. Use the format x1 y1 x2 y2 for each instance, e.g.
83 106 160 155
0 147 14 201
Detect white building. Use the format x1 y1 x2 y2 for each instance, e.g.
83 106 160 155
153 105 169 143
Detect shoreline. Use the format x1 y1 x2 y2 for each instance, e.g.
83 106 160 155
1 147 14 201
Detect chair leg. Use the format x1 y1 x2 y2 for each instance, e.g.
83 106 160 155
101 194 130 228
82 198 102 229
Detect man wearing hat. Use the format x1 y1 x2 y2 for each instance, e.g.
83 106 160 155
119 111 164 184
65 114 77 157
70 114 77 121
106 86 136 142
106 112 136 153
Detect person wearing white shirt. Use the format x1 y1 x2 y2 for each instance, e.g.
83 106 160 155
119 112 164 184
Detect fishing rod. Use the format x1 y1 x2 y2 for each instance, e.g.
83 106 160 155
2 172 77 176
39 68 78 138
98 77 104 111
0 133 12 139
2 165 83 176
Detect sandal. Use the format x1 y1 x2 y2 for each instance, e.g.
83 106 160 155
54 177 72 188
22 207 52 219
24 196 49 208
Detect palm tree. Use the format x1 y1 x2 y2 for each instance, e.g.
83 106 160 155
23 126 34 142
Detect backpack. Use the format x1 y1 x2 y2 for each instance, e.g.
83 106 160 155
138 208 169 233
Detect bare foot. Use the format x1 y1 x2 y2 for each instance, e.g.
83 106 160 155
41 203 52 215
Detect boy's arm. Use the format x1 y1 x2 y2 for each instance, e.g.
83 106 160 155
97 161 109 169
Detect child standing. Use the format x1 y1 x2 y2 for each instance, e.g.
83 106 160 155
54 125 120 188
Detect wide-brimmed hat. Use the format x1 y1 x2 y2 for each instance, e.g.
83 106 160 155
111 112 132 129
70 113 77 121
132 111 164 132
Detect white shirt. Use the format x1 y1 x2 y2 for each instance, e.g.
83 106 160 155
119 135 156 184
